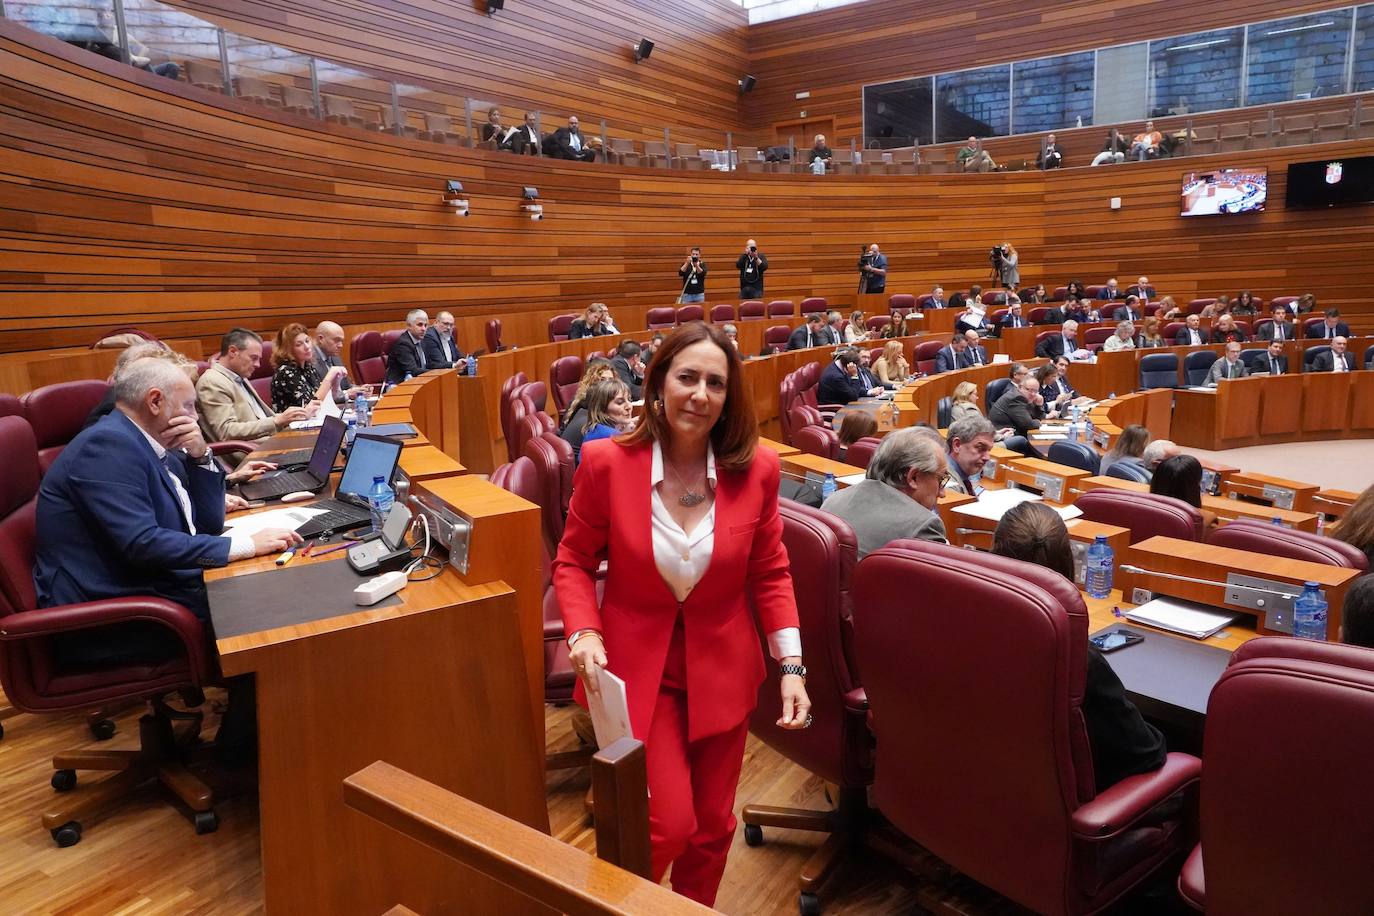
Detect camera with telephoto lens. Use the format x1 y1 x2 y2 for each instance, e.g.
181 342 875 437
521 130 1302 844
989 245 1004 266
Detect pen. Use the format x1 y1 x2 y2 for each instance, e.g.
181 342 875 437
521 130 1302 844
312 541 360 558
275 548 297 567
301 540 316 558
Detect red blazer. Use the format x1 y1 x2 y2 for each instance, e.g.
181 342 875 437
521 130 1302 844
552 438 799 741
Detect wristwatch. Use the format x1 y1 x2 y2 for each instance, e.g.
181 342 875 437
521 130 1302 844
780 663 807 680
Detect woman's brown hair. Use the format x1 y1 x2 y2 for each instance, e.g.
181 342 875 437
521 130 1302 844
582 378 629 435
1333 484 1374 557
992 501 1075 582
618 321 757 472
837 410 878 448
1106 424 1150 461
271 322 310 369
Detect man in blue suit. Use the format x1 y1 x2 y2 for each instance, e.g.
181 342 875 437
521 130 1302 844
35 358 299 660
934 334 969 373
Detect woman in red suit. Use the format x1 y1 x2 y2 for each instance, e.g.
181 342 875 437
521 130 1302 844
554 321 812 906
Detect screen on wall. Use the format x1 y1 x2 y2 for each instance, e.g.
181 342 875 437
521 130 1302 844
1180 168 1268 216
1286 156 1374 209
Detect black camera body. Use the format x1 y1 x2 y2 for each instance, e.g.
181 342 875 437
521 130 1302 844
989 245 1004 266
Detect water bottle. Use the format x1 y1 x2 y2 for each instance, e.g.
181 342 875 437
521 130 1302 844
1075 115 1083 128
1293 581 1328 641
820 473 837 503
1271 516 1284 526
345 416 357 446
467 354 477 376
1085 535 1115 599
355 393 370 429
367 475 394 535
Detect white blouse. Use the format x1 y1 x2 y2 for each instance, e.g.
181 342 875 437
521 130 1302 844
650 441 801 661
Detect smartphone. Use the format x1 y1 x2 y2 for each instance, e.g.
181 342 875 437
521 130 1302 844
1090 629 1144 653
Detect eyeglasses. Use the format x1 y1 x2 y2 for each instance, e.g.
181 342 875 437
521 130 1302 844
928 472 951 488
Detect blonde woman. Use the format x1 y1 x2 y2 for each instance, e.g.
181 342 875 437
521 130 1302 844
950 381 983 423
561 359 615 428
1102 320 1138 352
872 340 909 387
844 310 869 344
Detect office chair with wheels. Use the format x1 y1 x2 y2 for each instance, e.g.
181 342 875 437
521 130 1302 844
1046 440 1100 475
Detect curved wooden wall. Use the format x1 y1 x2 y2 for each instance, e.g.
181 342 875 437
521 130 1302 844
2 20 1373 361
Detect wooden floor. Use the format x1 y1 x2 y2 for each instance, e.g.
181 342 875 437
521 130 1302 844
0 694 1183 915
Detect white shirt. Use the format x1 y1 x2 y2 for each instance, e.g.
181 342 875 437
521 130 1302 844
133 421 255 561
1332 354 1348 372
650 441 800 660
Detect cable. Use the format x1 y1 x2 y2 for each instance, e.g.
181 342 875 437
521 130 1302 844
404 513 445 581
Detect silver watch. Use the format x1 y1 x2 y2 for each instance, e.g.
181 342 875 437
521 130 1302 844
780 663 807 679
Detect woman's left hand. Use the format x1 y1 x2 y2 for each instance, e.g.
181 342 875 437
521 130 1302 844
777 672 812 730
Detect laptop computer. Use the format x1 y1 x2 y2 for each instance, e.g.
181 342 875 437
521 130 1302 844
294 432 405 538
237 415 346 501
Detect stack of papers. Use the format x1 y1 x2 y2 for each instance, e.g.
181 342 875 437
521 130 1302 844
1124 597 1237 639
288 395 341 430
224 506 328 536
951 487 1083 522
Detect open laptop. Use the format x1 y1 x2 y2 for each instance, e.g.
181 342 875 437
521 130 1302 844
293 432 404 538
237 415 345 501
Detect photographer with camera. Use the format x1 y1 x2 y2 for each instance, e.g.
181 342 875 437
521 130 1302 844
678 247 708 303
990 242 1019 290
736 239 768 298
858 243 888 295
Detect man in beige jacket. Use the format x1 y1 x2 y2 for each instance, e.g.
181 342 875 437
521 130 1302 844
196 328 311 445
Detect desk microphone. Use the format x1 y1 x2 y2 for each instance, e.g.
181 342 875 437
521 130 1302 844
1118 565 1300 600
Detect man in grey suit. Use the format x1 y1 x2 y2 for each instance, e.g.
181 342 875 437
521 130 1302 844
1205 341 1249 387
820 428 948 558
944 416 996 497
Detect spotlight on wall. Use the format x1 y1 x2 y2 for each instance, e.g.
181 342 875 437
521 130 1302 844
738 74 757 93
521 186 543 220
443 180 469 216
485 0 504 14
632 38 654 62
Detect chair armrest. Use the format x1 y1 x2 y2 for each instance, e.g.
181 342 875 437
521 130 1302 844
844 687 868 713
0 597 211 676
209 440 258 457
1071 752 1201 840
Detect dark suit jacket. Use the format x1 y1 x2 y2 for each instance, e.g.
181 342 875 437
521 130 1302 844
963 344 989 367
1037 144 1063 169
1311 351 1355 372
508 124 541 155
996 314 1029 335
421 327 463 370
1256 354 1289 375
1100 288 1121 301
1174 328 1208 347
1211 326 1248 344
787 326 826 350
547 127 595 160
384 331 427 385
818 362 864 406
1307 321 1351 340
934 345 966 373
34 411 229 621
988 388 1040 438
610 355 643 399
1256 321 1294 343
1036 307 1066 325
1125 285 1156 299
1035 334 1076 360
481 123 514 148
1112 305 1142 321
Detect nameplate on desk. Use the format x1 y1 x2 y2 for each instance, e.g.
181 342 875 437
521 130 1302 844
1070 540 1087 586
1261 484 1296 511
1034 473 1065 503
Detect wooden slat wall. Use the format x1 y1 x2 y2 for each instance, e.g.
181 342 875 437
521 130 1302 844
744 0 1352 143
1 21 1372 375
160 0 750 145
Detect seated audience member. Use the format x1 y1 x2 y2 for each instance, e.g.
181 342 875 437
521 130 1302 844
927 286 948 309
1033 364 1071 418
935 334 969 373
989 376 1043 455
1063 297 1099 324
1049 355 1088 404
1205 341 1249 386
564 378 631 465
1130 122 1162 161
271 322 347 411
1099 278 1122 302
312 321 369 401
1312 336 1356 373
788 313 830 350
819 348 882 406
1037 133 1064 170
855 348 882 391
1256 340 1289 376
1257 305 1295 342
1308 308 1351 340
642 332 666 365
1295 292 1317 314
1232 290 1259 316
609 339 646 399
956 136 996 173
997 300 1029 333
1035 320 1081 360
1102 320 1138 352
383 309 431 386
1141 439 1180 475
1332 484 1374 571
86 341 171 429
820 428 948 557
949 381 983 424
836 411 879 462
421 310 465 370
569 302 614 339
1138 317 1167 348
947 287 970 310
807 134 833 170
1210 313 1247 344
954 307 990 336
481 107 516 147
1341 577 1374 649
547 115 597 162
827 310 848 342
1156 296 1182 321
1064 280 1087 302
872 340 910 387
721 323 740 350
1151 454 1218 529
1207 295 1233 318
508 112 541 155
197 328 311 446
1175 314 1208 347
991 502 1166 790
1091 129 1128 166
962 329 989 366
1125 276 1156 300
1099 425 1150 477
1112 295 1142 322
1009 362 1031 386
559 359 615 429
881 311 915 339
945 416 996 496
1023 284 1049 305
844 310 869 344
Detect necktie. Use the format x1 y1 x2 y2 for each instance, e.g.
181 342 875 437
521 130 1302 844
239 376 267 419
415 337 426 370
1275 325 1284 340
1328 327 1334 339
1272 358 1281 375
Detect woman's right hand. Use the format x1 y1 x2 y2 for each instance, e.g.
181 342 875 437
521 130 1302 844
569 633 608 697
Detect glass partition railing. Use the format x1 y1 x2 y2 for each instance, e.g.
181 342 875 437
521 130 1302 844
6 0 1370 176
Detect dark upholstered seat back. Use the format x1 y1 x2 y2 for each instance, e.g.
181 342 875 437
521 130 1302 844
645 307 676 330
0 416 40 616
20 380 110 473
767 300 795 318
499 372 528 462
1139 352 1179 389
1208 519 1369 571
793 425 838 460
675 305 704 324
709 304 735 322
549 356 583 414
1047 441 1100 475
547 314 576 342
484 319 503 353
888 294 915 311
1076 489 1203 542
762 325 791 354
351 331 385 385
842 437 880 469
738 300 766 320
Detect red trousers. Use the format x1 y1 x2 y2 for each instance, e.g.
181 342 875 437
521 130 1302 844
645 620 751 907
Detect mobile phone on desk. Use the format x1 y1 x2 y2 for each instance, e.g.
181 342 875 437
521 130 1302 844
1090 629 1144 653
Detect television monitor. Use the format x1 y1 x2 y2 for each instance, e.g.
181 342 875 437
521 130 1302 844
1286 156 1374 209
1180 168 1267 216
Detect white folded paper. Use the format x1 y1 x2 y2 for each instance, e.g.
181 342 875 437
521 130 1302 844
223 506 328 537
588 666 633 749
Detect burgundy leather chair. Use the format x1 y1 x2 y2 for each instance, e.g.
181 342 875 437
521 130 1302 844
738 300 766 321
377 330 403 373
1076 489 1205 543
777 373 799 442
1208 519 1369 571
1084 285 1105 299
20 380 110 473
523 433 574 548
741 502 871 914
854 539 1200 915
0 393 20 420
1178 637 1374 914
675 305 704 324
350 331 385 385
513 411 556 465
799 296 827 314
1303 316 1328 337
1187 298 1216 315
549 355 584 415
841 436 880 469
1251 318 1274 339
1083 327 1114 351
888 294 915 312
646 307 676 330
913 340 943 376
709 304 736 323
1029 307 1054 324
484 319 504 353
787 405 824 443
915 294 934 308
980 290 1006 306
794 424 838 460
767 300 796 318
1163 321 1187 341
250 376 273 404
548 314 576 343
865 315 892 334
499 372 528 463
762 325 791 354
1269 295 1299 314
514 380 548 414
0 416 219 845
1051 286 1069 301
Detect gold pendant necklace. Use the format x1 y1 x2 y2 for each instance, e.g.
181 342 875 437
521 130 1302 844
666 457 706 507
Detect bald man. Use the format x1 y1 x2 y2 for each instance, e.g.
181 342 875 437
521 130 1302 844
311 321 369 402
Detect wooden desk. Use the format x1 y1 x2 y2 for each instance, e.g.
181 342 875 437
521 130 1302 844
780 452 866 485
398 444 467 483
1003 457 1091 505
1222 471 1317 514
757 436 799 458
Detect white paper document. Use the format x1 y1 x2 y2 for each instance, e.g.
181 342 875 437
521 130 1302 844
838 473 866 486
288 395 341 430
589 666 633 749
1124 596 1237 639
223 506 328 537
951 487 1083 522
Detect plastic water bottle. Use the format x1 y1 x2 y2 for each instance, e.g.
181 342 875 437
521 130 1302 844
467 354 477 376
367 475 394 534
1293 581 1328 641
345 416 357 446
820 473 837 503
1085 535 1115 599
1271 516 1284 526
355 393 370 429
